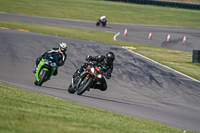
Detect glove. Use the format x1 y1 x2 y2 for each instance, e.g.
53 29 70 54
35 57 42 63
86 55 92 62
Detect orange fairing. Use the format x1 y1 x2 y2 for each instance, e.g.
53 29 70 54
87 65 90 69
96 66 101 73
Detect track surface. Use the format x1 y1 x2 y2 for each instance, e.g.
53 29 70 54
0 13 200 132
1 12 200 53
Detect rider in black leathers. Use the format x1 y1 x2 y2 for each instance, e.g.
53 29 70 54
33 42 67 76
75 51 115 91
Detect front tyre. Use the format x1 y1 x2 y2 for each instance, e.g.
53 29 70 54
77 77 93 95
102 22 106 27
38 70 49 86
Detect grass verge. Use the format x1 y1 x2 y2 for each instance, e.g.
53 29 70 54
0 0 200 27
0 83 189 133
1 20 200 81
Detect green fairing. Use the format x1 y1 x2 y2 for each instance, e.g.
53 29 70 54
35 59 57 82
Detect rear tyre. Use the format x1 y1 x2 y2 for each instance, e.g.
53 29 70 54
38 70 49 86
68 84 76 94
77 77 93 95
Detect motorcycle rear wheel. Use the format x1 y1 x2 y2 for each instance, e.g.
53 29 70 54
77 77 93 95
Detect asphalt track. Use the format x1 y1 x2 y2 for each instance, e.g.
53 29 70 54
0 13 200 132
1 12 200 53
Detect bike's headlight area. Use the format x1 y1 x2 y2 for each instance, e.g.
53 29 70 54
44 59 56 67
50 63 56 67
44 59 49 65
91 67 95 73
97 74 102 78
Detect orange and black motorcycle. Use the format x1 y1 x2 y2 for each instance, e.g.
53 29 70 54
96 19 107 27
68 63 104 95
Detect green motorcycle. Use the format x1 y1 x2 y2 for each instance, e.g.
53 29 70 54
34 53 58 86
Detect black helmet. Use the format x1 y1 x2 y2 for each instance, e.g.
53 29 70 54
105 51 115 64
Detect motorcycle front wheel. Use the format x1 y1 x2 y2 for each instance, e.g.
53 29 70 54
77 77 93 95
37 70 49 86
102 22 106 27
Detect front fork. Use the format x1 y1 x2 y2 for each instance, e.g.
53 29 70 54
73 73 90 90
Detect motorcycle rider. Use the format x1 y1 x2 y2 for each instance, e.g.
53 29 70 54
99 15 107 23
74 51 115 91
33 42 67 75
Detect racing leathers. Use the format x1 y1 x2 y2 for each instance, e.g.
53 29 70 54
99 15 106 22
77 55 113 91
34 48 67 75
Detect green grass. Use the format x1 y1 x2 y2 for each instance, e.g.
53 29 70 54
0 0 200 27
0 83 189 133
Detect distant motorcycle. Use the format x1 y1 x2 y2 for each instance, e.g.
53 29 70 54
68 63 105 95
34 53 58 86
96 19 107 27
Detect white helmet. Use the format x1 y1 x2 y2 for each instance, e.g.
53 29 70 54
102 15 106 19
59 42 67 53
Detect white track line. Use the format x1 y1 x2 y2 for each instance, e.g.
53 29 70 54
122 46 200 83
113 32 120 41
